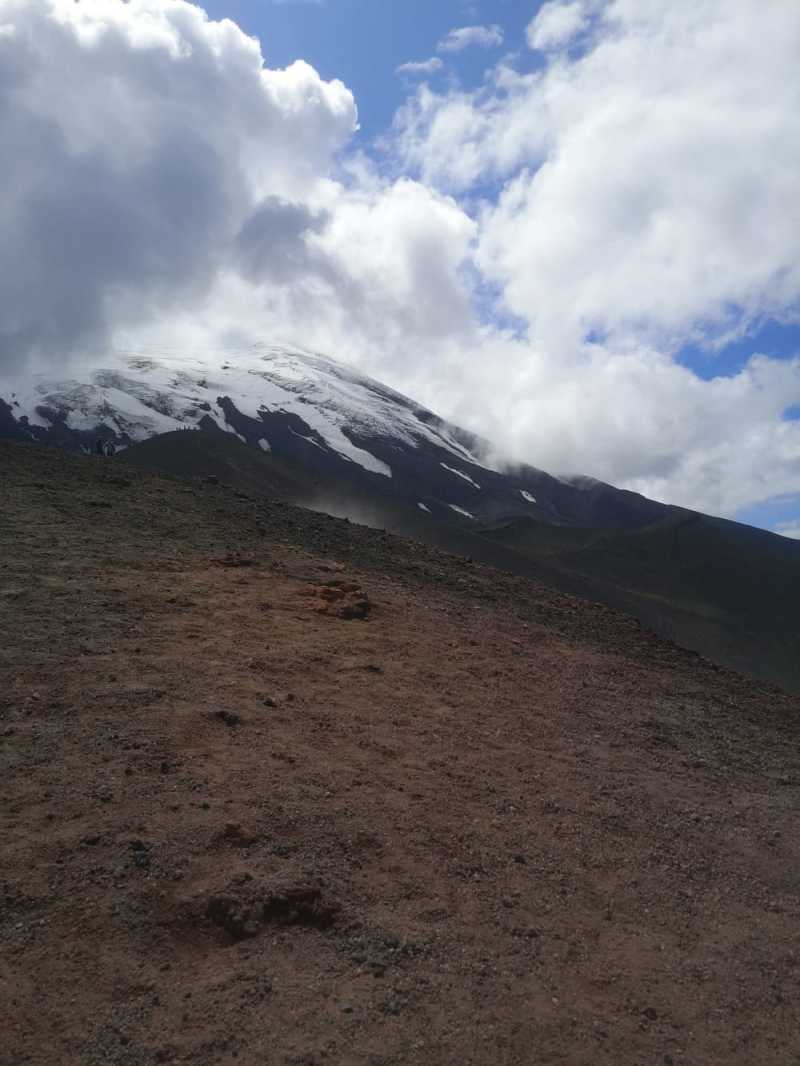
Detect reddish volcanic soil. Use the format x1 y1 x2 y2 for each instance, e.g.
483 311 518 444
2 440 800 1066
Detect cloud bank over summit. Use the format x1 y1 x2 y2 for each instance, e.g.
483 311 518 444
0 0 473 377
0 0 799 524
0 0 355 360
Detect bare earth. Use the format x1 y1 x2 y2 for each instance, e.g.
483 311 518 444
2 441 799 1066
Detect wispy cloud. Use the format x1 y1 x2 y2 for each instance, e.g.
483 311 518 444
527 1 589 50
396 57 444 77
776 521 800 540
437 24 504 53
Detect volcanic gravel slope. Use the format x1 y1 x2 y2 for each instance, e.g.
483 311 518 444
2 439 800 1066
121 429 800 695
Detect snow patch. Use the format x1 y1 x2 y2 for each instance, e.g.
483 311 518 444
448 504 474 519
417 502 431 513
288 427 324 450
257 438 270 452
440 461 481 490
31 380 180 440
284 423 391 476
520 490 537 504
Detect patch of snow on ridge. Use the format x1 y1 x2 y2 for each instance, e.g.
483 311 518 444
288 427 324 450
417 502 431 513
1 387 52 430
33 379 179 439
449 504 474 519
187 342 489 469
126 346 396 478
285 422 391 476
440 462 481 489
257 438 270 452
520 490 537 504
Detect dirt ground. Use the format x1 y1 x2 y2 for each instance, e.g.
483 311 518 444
2 441 800 1066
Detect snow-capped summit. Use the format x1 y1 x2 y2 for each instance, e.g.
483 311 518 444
0 344 669 529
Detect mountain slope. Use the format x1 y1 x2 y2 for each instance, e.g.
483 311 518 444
3 345 800 692
112 427 800 693
3 439 800 1066
478 510 800 692
0 343 670 530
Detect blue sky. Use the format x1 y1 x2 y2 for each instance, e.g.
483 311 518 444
676 320 800 384
201 0 541 141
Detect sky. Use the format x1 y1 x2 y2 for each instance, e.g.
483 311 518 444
199 0 540 142
1 0 799 535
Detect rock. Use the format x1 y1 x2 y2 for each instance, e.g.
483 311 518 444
318 585 345 602
130 840 151 868
336 596 370 620
0 588 27 601
210 552 256 568
307 580 370 620
205 882 339 941
212 709 241 727
217 822 259 848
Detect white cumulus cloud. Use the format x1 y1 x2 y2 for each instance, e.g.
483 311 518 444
437 24 504 53
527 1 590 50
0 0 355 366
396 56 443 77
